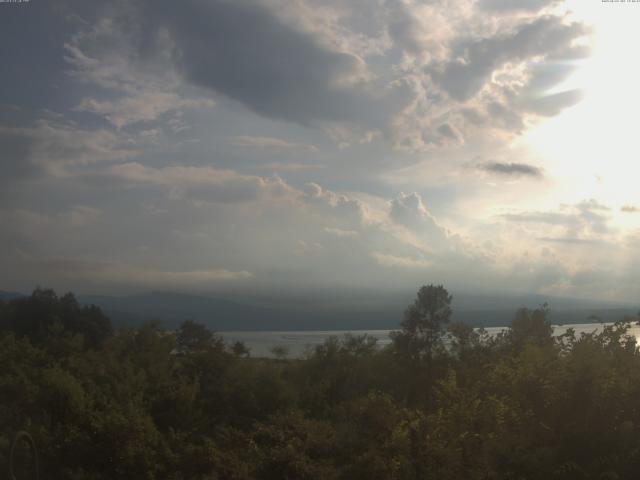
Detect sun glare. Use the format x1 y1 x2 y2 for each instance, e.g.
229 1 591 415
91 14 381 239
523 1 640 227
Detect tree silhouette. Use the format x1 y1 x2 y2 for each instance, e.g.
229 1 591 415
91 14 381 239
391 284 453 362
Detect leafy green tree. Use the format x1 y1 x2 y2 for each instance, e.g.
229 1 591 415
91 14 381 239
508 303 554 350
230 340 250 358
5 284 640 479
391 284 452 362
270 345 290 360
176 320 223 354
0 289 111 349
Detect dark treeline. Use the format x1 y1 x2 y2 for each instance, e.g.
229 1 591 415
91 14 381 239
2 286 640 479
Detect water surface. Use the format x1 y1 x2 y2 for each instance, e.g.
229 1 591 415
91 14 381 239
221 322 640 358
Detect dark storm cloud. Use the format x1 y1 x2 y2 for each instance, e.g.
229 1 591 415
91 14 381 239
134 0 369 125
481 162 543 178
430 16 590 101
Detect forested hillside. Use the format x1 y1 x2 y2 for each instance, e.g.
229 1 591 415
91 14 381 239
2 286 640 479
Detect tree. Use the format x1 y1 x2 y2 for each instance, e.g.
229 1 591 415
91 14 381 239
176 320 223 354
508 303 553 350
0 289 112 349
391 285 453 362
271 345 290 361
231 340 250 358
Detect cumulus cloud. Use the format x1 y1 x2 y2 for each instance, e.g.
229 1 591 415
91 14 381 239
389 192 447 236
387 191 460 255
622 205 640 213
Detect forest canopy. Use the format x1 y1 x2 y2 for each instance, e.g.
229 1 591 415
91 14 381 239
2 286 640 479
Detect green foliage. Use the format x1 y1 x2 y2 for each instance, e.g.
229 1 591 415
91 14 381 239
0 288 112 350
3 286 640 479
176 319 223 354
391 284 453 362
230 340 250 358
508 303 554 350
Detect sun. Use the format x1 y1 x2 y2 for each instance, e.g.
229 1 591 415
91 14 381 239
521 0 640 227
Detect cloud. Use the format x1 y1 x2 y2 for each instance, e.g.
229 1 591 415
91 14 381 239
5 0 627 300
481 161 544 178
387 191 458 255
522 89 584 117
437 123 462 142
622 205 640 213
324 227 358 237
98 162 375 230
76 94 215 129
478 0 559 13
106 162 294 204
130 0 370 126
389 192 446 236
64 17 215 128
0 127 39 184
1 252 253 292
258 162 321 172
501 199 614 243
0 120 133 178
102 264 254 286
301 182 373 227
430 15 590 102
502 211 577 225
55 0 592 153
371 251 431 269
537 237 605 245
232 136 317 152
65 206 103 227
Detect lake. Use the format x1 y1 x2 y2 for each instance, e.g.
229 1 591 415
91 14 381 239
221 322 640 358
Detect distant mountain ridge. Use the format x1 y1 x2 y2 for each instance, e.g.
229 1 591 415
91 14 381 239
78 291 639 331
2 290 637 331
0 291 25 302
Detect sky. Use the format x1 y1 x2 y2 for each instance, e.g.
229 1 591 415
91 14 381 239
1 0 639 302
